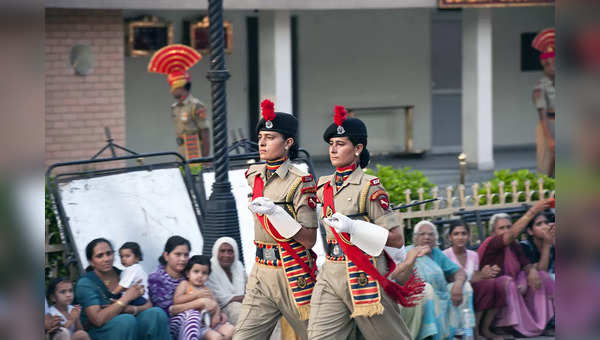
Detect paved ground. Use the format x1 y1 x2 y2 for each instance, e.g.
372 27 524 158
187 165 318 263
311 146 538 188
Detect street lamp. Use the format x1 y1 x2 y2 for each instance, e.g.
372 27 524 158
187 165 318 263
202 0 243 259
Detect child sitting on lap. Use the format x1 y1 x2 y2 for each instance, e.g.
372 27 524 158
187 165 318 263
174 255 234 340
113 242 148 306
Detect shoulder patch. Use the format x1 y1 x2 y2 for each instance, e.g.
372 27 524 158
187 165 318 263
370 178 381 186
370 189 390 210
302 174 314 183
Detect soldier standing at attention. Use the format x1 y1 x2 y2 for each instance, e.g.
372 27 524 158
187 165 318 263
234 99 318 340
532 28 556 177
148 44 211 159
307 106 424 340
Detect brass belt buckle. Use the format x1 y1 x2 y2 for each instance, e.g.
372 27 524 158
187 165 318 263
263 247 276 262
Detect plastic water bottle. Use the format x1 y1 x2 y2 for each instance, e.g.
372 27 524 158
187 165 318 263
203 311 211 327
461 308 474 340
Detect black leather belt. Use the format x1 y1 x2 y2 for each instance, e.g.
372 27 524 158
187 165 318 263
547 111 555 119
256 246 281 262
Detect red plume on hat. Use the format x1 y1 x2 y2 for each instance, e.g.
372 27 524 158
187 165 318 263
261 99 276 122
334 105 348 126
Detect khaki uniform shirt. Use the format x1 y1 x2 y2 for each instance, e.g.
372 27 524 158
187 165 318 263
317 168 402 272
246 160 318 244
533 75 556 113
316 168 401 239
171 94 208 135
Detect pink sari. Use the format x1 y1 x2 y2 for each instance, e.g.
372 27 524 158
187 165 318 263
479 236 554 336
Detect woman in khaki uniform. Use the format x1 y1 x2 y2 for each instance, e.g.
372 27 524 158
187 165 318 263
234 100 318 340
307 106 424 340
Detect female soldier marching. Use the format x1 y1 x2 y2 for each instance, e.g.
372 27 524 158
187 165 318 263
233 100 318 340
307 106 423 340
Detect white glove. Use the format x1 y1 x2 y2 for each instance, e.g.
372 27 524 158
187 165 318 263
249 197 302 239
385 245 407 264
324 212 389 257
323 212 355 234
248 197 276 215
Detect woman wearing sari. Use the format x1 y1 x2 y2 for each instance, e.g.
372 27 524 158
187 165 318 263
402 221 475 340
479 199 555 337
74 238 171 340
443 220 504 340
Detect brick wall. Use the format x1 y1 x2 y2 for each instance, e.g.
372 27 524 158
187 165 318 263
45 9 125 169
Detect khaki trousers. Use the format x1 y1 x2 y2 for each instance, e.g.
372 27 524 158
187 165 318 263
307 261 411 340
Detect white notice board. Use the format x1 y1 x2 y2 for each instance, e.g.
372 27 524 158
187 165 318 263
58 168 203 274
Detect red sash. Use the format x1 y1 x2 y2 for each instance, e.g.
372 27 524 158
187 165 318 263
253 175 317 281
322 182 424 307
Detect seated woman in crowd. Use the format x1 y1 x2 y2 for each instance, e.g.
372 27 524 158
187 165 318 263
148 236 218 340
479 199 555 337
401 220 475 340
74 238 170 340
519 212 555 280
388 245 433 340
442 220 504 340
206 237 247 326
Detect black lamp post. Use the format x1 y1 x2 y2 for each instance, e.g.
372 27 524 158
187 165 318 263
202 0 243 259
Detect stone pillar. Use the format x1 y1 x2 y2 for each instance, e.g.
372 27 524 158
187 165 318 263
462 8 494 170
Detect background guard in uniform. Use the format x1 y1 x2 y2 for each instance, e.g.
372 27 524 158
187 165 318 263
307 106 424 340
148 44 211 159
233 100 318 340
531 28 556 177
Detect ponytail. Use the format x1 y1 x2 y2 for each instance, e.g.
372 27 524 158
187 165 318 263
359 148 370 168
283 133 299 160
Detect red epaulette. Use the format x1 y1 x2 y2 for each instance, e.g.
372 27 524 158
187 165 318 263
301 186 317 194
307 196 318 209
302 174 313 183
370 178 381 186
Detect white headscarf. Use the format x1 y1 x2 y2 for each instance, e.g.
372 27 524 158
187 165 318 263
206 237 247 307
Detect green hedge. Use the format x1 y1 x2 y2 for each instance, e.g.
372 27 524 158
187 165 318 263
365 165 435 208
478 169 555 204
365 165 436 244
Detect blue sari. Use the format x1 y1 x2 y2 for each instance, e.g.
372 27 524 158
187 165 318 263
407 247 475 340
75 268 171 340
